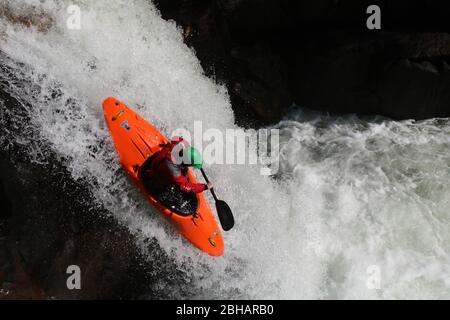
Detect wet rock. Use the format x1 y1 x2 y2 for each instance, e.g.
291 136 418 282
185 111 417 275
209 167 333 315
155 0 293 126
0 87 177 299
0 152 151 299
290 32 450 120
156 0 450 124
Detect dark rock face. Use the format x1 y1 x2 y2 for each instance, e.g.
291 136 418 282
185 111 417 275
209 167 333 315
155 0 293 127
0 147 154 299
291 32 450 120
156 0 450 125
0 88 186 299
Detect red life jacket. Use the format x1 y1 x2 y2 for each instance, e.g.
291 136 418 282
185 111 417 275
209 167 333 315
147 138 207 193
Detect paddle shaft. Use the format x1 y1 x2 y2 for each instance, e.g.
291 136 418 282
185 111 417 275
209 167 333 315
200 169 218 201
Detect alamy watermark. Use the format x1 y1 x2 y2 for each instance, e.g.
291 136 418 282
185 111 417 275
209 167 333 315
367 5 381 30
65 4 381 31
67 4 81 30
170 121 280 176
66 265 81 290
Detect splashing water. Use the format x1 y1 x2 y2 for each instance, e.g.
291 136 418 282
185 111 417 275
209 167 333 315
0 0 449 299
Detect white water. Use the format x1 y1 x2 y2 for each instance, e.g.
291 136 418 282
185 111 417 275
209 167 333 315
1 0 449 299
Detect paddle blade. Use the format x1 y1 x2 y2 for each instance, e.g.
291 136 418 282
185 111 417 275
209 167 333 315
215 200 234 231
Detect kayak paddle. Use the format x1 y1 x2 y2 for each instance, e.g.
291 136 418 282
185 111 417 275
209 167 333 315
200 169 234 231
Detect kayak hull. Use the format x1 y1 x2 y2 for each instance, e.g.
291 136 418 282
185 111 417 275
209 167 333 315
102 97 224 256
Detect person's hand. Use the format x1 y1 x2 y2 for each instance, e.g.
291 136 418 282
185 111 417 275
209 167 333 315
206 182 214 190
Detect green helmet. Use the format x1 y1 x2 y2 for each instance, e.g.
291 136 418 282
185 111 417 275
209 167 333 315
183 147 203 169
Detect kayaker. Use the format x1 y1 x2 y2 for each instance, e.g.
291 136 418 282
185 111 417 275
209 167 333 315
144 137 213 194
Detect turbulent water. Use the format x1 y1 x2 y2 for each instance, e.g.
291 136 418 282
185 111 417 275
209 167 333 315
0 0 449 299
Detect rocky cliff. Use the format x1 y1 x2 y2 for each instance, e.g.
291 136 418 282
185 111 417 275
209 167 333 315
156 0 450 125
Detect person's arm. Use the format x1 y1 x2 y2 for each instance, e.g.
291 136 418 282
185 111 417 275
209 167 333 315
174 175 208 193
163 159 207 193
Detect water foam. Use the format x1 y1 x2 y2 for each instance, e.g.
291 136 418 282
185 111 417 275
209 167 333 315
1 0 449 299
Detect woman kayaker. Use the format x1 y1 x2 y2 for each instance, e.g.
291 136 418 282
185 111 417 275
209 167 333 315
144 137 213 194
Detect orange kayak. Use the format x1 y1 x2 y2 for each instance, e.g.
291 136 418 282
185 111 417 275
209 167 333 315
102 97 224 256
